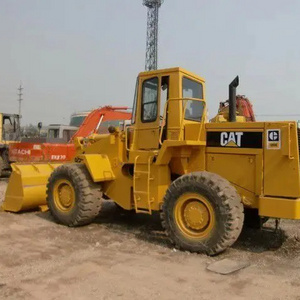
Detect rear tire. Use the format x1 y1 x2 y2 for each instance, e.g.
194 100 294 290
47 164 102 227
161 171 244 255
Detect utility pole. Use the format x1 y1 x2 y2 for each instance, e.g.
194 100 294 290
17 82 23 118
143 0 164 71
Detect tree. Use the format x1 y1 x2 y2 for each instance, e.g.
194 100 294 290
21 124 39 138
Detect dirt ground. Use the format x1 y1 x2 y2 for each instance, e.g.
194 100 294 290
1 179 300 300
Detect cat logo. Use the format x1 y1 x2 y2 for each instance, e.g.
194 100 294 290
220 132 244 147
207 131 262 148
267 129 280 149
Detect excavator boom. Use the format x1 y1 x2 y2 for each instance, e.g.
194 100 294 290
71 106 131 140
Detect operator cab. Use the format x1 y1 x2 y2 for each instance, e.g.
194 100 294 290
129 67 206 151
0 113 20 143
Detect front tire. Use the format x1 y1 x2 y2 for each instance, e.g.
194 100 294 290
0 155 4 177
161 171 244 255
47 164 102 227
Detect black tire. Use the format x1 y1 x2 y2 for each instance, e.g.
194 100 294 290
161 171 244 255
46 164 102 227
0 155 4 177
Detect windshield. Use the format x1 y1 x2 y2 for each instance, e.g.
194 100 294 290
131 78 138 124
182 77 204 122
97 120 123 134
2 115 21 141
70 116 86 127
141 77 158 123
63 129 77 141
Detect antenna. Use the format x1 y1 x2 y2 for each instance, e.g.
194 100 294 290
17 82 23 118
143 0 164 71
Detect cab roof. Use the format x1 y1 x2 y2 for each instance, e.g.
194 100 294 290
138 67 205 83
0 113 20 117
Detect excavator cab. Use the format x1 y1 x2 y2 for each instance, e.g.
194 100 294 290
211 95 256 123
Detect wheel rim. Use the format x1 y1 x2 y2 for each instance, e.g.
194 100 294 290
174 193 215 239
53 179 76 212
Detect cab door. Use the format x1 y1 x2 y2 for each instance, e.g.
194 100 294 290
135 76 161 150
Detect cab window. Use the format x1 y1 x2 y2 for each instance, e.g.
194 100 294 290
48 129 59 138
182 77 204 122
63 130 76 141
97 120 122 134
131 78 138 124
141 77 158 123
160 76 169 117
3 116 12 125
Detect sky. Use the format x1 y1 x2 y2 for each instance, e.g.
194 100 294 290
0 0 300 125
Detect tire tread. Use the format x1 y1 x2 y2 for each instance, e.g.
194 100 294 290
46 164 102 227
160 171 244 255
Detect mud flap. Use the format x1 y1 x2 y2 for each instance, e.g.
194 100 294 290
80 154 115 182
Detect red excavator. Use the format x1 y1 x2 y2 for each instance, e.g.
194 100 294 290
9 106 131 163
211 95 255 122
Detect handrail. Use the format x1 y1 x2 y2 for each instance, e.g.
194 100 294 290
198 105 207 141
159 97 206 144
288 123 295 160
125 124 132 152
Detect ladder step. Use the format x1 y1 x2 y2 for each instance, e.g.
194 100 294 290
133 155 154 215
135 208 151 214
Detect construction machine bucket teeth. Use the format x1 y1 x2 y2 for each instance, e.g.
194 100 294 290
1 163 61 212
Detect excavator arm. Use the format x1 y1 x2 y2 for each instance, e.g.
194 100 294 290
71 106 131 140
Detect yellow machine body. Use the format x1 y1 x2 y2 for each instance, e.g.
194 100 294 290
73 67 300 220
3 67 300 221
205 121 300 219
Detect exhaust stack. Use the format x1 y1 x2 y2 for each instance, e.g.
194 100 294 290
229 76 239 122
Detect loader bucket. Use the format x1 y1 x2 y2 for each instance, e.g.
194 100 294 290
2 163 61 212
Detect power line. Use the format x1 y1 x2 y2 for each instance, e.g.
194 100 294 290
17 82 23 119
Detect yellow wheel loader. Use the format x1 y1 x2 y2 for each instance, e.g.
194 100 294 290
3 67 300 255
0 113 20 176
